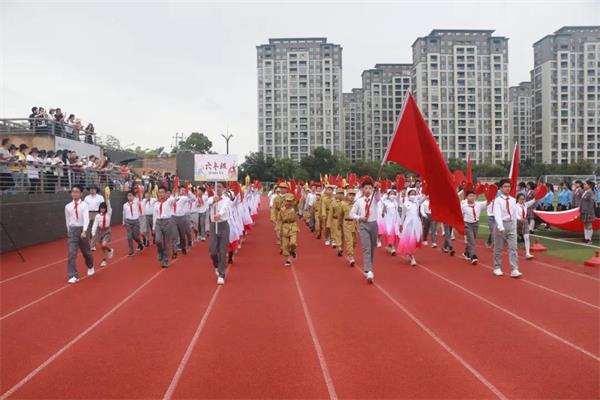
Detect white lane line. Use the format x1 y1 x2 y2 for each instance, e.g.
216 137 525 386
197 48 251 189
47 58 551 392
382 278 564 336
373 281 507 400
291 266 338 400
0 269 165 400
0 237 127 284
163 286 222 400
417 263 600 362
1 253 131 321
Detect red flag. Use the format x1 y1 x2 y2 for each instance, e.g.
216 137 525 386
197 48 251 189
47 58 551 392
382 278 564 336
382 92 463 234
465 154 473 193
508 143 520 198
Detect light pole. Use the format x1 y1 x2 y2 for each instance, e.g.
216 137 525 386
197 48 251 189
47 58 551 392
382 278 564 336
221 132 233 155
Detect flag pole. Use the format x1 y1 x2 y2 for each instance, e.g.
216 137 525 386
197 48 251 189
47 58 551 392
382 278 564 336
379 90 413 179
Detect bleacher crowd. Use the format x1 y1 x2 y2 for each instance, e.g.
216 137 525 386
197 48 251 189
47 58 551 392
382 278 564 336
27 106 96 143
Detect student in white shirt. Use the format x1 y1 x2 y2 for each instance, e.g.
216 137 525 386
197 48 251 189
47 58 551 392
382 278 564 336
305 185 317 232
122 191 144 256
84 185 105 250
516 193 537 259
64 184 95 283
420 196 438 247
26 148 41 193
91 199 114 267
172 186 192 255
209 182 232 285
461 191 488 264
153 186 177 268
196 186 209 241
349 179 380 283
492 179 522 278
141 191 156 246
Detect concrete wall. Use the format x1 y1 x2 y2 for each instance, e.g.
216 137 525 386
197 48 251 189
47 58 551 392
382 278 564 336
176 151 195 182
0 191 128 253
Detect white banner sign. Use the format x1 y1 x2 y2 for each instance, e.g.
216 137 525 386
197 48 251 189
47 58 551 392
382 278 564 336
194 154 238 181
54 136 102 158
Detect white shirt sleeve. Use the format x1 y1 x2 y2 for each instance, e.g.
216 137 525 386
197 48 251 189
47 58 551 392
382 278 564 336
493 200 504 232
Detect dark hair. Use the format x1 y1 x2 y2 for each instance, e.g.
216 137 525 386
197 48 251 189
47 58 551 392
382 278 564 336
200 187 207 193
158 186 167 192
527 181 536 190
98 202 108 213
516 193 525 200
585 180 595 189
498 179 511 187
518 182 526 189
31 107 38 112
127 191 135 196
71 184 84 192
2 138 9 146
575 180 583 185
465 190 475 196
361 180 374 188
546 183 554 192
407 189 417 196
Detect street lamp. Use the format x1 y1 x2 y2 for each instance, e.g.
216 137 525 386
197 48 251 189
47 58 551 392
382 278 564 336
221 132 233 155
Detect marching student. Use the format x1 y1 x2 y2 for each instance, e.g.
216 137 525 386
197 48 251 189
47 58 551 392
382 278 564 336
91 199 114 267
153 186 177 268
304 184 317 232
397 189 422 266
141 191 156 246
64 184 95 283
84 184 104 250
209 182 232 285
279 193 298 267
350 178 380 283
516 193 538 259
272 182 288 245
492 179 522 278
461 191 487 264
172 186 193 255
379 189 401 255
196 186 209 241
420 195 438 248
320 185 335 246
441 223 455 256
314 190 322 238
341 189 358 266
123 191 145 256
328 189 344 251
580 180 596 244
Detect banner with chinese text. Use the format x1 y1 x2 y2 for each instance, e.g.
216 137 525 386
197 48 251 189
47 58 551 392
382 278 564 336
194 154 238 181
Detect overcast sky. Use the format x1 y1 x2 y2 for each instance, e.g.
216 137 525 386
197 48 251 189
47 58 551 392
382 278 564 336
1 0 598 157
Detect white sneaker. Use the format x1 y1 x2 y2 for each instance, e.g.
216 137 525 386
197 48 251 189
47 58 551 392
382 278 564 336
410 257 417 266
107 248 114 259
87 267 95 276
217 277 225 285
377 241 382 248
525 254 534 260
493 269 504 276
510 270 523 278
432 243 437 248
325 240 331 246
423 241 429 246
67 276 80 284
100 260 107 267
365 271 374 283
91 246 96 251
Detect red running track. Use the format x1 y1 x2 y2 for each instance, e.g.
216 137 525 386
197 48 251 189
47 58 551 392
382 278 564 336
0 198 598 399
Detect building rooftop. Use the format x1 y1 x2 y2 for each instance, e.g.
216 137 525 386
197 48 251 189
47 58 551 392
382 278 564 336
267 38 328 44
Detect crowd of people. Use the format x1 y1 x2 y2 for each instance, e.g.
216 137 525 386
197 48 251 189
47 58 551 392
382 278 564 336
26 106 96 143
0 137 130 193
64 181 262 285
267 176 598 284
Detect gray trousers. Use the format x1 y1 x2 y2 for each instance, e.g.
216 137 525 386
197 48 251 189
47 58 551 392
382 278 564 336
464 221 479 258
422 216 437 243
443 224 453 249
209 221 230 278
487 216 496 246
198 212 207 237
155 218 173 261
67 226 94 278
143 215 154 236
125 219 141 253
173 215 189 251
359 221 378 272
493 220 519 271
87 211 98 246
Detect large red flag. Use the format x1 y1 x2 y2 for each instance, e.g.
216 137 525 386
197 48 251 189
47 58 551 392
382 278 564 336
382 92 464 234
508 143 520 198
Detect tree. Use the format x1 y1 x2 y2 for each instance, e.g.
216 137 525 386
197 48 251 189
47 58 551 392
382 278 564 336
176 132 213 154
300 147 338 179
239 151 276 182
99 134 122 150
126 146 167 158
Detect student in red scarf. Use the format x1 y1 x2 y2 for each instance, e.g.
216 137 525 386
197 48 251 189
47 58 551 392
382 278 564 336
91 200 114 267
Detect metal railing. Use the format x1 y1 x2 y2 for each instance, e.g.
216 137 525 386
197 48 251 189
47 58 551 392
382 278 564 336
0 161 135 194
0 118 98 144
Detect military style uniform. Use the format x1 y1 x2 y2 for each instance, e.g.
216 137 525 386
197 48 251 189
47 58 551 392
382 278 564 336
328 195 344 249
321 188 334 243
272 183 288 243
279 194 298 262
314 194 322 237
341 190 358 263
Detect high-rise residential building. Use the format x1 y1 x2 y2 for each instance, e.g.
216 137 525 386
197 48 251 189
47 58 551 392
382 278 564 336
342 89 364 162
361 64 412 160
412 29 510 163
256 38 343 161
509 82 533 160
531 26 600 164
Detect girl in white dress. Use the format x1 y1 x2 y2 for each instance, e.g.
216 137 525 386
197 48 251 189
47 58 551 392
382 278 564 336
379 190 401 255
397 189 423 266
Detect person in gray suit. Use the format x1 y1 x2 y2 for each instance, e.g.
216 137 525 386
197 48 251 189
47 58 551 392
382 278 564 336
580 180 596 244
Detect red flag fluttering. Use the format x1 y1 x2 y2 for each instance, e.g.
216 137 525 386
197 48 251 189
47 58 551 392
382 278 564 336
382 92 464 234
508 143 520 198
465 154 473 193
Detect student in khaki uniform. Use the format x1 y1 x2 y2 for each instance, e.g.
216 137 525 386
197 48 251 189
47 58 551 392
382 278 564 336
341 189 358 265
328 189 345 251
314 191 322 238
272 182 288 244
279 193 298 267
320 185 335 245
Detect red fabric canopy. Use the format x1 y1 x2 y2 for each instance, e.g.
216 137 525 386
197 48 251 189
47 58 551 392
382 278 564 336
534 208 600 232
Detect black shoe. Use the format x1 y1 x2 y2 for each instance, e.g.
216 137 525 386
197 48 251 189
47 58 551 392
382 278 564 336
182 248 187 255
137 243 144 252
337 250 343 257
128 252 134 257
449 249 455 256
188 240 192 247
291 251 297 259
228 251 234 264
471 257 478 265
172 253 178 259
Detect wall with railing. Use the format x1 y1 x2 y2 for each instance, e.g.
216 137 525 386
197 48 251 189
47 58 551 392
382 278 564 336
0 118 98 144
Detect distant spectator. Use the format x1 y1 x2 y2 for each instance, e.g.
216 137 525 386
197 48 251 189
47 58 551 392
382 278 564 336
84 123 95 143
29 107 38 129
74 118 83 140
557 182 573 211
0 138 14 191
65 114 76 139
15 144 28 191
26 147 41 193
54 108 64 122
